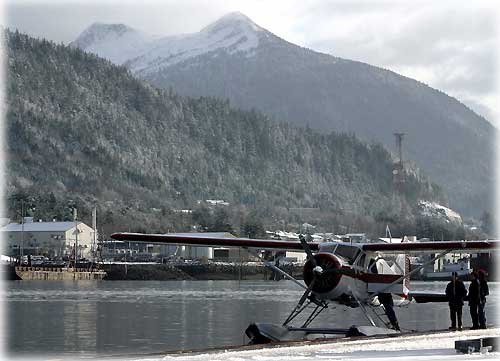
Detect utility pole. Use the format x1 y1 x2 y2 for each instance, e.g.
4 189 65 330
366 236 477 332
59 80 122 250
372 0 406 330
20 199 24 264
91 207 97 262
74 207 78 270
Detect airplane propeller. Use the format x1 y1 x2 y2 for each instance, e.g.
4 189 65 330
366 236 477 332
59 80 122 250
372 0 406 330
298 234 327 304
299 234 317 267
300 235 351 296
295 234 316 305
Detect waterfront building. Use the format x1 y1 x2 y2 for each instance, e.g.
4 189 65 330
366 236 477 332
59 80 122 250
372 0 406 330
0 219 95 260
174 232 254 261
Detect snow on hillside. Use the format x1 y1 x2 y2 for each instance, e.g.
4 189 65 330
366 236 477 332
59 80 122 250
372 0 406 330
418 200 462 224
127 12 263 74
72 12 264 74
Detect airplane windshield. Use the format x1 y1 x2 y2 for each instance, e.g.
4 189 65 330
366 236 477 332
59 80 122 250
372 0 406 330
321 242 360 264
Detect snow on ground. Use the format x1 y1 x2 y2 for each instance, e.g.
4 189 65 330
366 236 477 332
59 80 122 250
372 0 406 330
132 328 499 361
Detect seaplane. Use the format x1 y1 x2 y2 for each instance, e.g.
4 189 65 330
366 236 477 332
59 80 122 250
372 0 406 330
110 231 497 344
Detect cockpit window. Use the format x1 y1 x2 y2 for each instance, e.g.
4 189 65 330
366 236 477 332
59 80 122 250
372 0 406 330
357 253 366 269
321 243 360 264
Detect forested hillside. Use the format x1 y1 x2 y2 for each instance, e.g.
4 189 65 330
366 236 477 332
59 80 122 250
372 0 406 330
5 30 443 236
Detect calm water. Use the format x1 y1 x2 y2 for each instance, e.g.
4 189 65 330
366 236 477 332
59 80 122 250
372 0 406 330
3 280 498 357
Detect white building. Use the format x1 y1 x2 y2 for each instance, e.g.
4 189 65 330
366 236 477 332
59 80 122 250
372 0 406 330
172 232 231 260
1 220 96 260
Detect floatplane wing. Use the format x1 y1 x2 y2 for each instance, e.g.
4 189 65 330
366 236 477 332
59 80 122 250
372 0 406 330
110 232 320 251
111 233 498 253
361 240 498 254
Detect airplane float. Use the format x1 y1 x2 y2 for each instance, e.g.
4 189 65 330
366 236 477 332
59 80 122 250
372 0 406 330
110 232 497 344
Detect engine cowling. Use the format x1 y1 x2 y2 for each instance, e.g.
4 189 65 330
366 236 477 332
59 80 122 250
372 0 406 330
303 253 346 296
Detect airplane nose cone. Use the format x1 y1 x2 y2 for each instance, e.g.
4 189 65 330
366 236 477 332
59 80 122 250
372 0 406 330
303 253 342 293
313 265 324 275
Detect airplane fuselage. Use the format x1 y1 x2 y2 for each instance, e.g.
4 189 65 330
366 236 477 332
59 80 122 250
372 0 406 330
306 242 408 305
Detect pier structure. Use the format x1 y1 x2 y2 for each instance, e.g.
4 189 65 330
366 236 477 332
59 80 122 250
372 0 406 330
14 266 106 280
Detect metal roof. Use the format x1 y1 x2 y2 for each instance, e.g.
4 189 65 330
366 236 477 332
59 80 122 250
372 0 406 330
0 221 86 232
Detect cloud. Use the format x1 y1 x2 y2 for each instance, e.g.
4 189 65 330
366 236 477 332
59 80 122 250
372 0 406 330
289 1 497 123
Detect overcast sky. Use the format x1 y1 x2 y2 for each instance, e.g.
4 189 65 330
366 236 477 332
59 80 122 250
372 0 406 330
3 0 499 127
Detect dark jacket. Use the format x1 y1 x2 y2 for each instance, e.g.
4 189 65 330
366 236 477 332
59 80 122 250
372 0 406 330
479 279 489 303
468 279 481 305
445 279 467 307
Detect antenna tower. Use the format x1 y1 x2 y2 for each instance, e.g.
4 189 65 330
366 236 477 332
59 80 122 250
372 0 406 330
393 132 405 192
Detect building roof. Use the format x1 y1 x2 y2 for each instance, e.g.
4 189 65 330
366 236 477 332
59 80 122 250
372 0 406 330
0 221 87 232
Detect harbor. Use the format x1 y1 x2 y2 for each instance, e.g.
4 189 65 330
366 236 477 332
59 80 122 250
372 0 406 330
4 280 498 356
0 216 494 282
2 3 498 359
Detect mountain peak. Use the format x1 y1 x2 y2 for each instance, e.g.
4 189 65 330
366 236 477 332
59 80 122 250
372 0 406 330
201 12 263 34
215 11 255 24
71 22 154 64
71 23 134 50
73 23 137 47
125 11 265 72
87 22 134 34
122 12 265 73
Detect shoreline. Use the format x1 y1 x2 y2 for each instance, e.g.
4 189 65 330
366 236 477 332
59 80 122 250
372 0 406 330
3 262 496 281
101 262 304 281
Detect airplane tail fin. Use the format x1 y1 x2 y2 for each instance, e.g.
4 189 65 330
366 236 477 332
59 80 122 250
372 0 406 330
400 237 411 296
404 254 410 295
394 253 411 296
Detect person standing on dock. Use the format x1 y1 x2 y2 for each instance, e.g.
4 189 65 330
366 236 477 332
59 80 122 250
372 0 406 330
445 271 467 330
468 271 481 329
478 270 489 329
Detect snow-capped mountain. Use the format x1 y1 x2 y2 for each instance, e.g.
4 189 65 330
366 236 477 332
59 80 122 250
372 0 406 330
132 12 270 73
70 22 157 64
72 12 496 216
72 12 269 72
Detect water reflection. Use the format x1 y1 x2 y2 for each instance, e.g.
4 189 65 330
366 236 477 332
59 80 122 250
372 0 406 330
3 280 497 356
